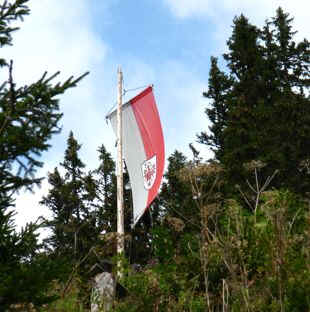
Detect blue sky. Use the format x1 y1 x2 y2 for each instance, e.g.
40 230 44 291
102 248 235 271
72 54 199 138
3 0 309 229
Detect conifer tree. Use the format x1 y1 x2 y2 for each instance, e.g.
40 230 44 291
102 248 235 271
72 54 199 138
42 132 97 260
0 0 87 308
93 145 117 232
94 146 158 264
159 150 197 227
199 8 310 193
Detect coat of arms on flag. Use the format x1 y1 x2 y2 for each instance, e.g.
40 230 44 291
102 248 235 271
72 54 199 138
142 155 157 190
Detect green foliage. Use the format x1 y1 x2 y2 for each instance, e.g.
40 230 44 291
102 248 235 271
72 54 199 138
159 150 198 230
40 279 86 312
0 222 61 309
0 0 29 64
42 132 98 261
40 134 108 310
111 150 310 311
0 1 87 309
0 57 88 198
114 253 207 312
199 8 310 194
94 145 117 233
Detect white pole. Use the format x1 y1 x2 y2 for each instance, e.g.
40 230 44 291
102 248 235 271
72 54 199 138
116 67 125 270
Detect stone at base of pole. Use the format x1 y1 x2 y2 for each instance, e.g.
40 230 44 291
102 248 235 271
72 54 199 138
91 272 116 312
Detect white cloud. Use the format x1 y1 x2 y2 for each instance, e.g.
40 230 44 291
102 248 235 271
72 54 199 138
3 1 106 83
163 0 310 42
162 0 214 19
14 175 51 228
155 60 211 160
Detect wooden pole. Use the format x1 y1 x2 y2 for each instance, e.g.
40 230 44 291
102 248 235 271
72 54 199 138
116 67 124 272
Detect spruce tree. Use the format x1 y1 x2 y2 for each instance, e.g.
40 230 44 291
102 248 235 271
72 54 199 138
93 145 117 232
0 0 87 309
94 146 158 264
199 8 310 193
42 132 97 260
159 150 197 227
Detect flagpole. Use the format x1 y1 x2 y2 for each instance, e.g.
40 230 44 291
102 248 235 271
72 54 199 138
117 67 124 276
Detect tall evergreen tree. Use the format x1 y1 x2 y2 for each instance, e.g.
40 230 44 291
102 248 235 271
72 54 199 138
94 146 159 264
159 150 198 228
198 8 310 193
0 1 87 309
93 145 117 233
42 132 97 260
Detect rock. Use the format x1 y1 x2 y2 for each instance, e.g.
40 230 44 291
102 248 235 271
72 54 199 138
91 272 116 312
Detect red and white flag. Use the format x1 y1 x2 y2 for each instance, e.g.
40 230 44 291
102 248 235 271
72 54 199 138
108 86 165 226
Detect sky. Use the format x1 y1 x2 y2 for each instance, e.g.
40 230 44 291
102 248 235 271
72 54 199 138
3 0 309 230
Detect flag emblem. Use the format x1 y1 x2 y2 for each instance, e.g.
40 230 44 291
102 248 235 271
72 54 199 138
142 155 157 190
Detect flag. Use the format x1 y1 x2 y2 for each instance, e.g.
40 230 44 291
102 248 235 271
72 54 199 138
108 86 165 226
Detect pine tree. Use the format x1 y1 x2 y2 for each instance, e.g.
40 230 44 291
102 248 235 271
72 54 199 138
93 145 117 232
199 8 310 193
42 132 97 260
159 150 197 227
0 1 87 309
94 146 158 264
